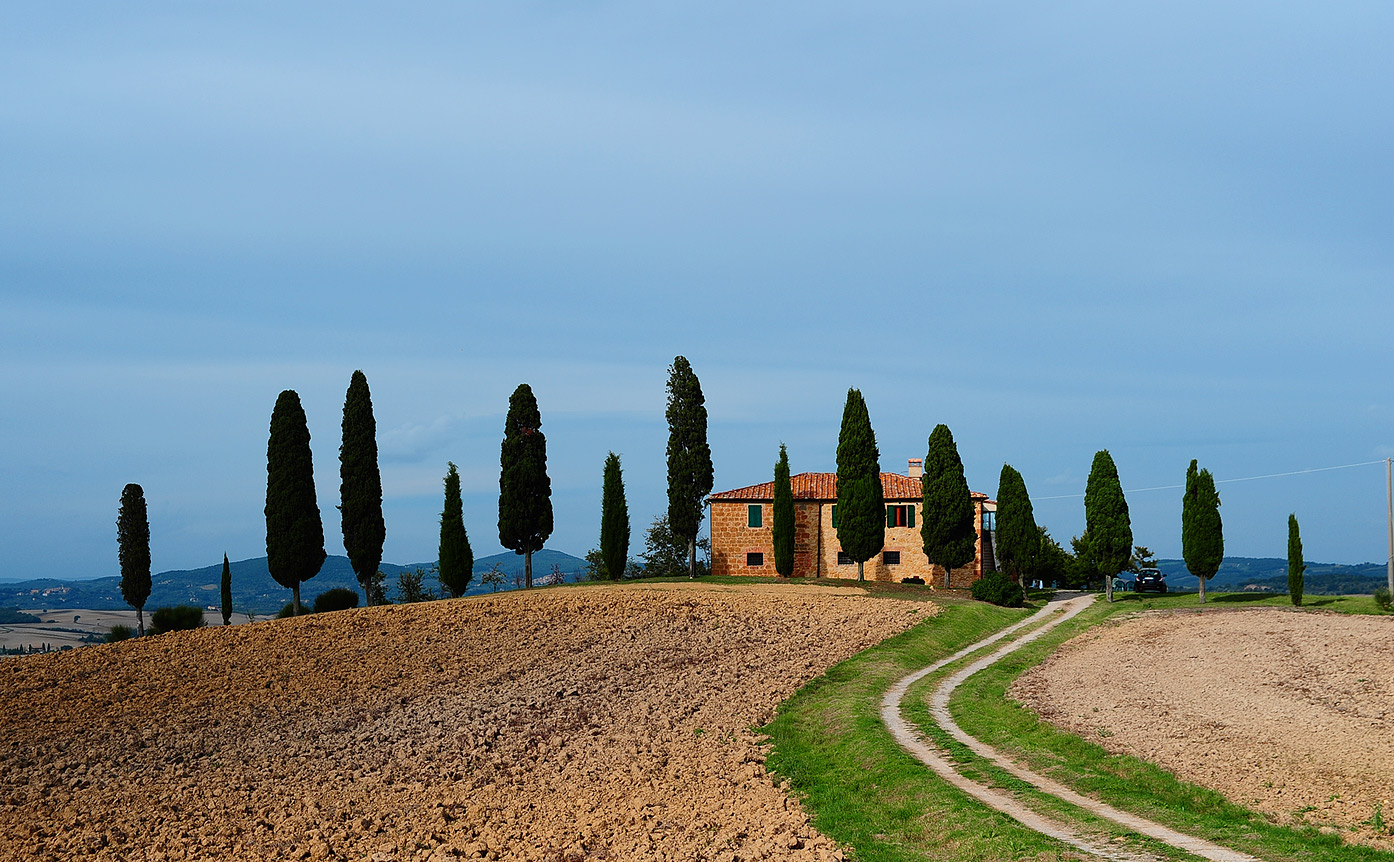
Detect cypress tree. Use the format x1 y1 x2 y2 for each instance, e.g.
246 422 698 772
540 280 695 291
1083 450 1132 603
1182 459 1224 604
835 389 884 582
116 483 151 637
772 444 795 577
921 424 976 589
600 452 630 581
665 356 714 579
1288 513 1305 606
220 553 232 625
438 462 474 598
498 384 553 589
265 389 326 616
339 370 386 606
995 464 1040 585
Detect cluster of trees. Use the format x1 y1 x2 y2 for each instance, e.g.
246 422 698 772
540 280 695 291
113 355 1318 624
991 452 1223 602
778 391 1236 606
583 356 713 581
116 355 718 629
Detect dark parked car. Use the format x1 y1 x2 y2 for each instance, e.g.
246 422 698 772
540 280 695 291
1134 569 1167 593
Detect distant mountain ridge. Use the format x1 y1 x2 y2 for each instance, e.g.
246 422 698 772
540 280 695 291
1155 557 1389 595
0 550 588 615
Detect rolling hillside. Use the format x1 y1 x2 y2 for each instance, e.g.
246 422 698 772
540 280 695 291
0 550 588 615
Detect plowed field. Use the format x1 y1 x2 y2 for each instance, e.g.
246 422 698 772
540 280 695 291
0 581 931 861
1013 608 1394 850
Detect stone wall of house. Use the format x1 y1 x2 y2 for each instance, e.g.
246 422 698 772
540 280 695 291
712 498 988 587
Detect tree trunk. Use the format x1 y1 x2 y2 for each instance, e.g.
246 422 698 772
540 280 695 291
857 560 864 583
944 566 950 590
1105 573 1113 603
525 550 533 589
1199 575 1207 604
293 583 302 615
688 538 696 579
137 607 145 637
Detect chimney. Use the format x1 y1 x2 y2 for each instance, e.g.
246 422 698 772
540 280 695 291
907 458 923 479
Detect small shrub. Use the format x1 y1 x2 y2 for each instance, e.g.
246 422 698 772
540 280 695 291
148 605 205 635
1374 587 1392 613
313 588 360 613
106 624 135 643
901 576 925 585
276 602 297 619
970 571 1025 607
396 567 436 603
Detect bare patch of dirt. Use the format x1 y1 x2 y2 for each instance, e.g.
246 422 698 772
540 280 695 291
0 582 932 861
1012 608 1394 849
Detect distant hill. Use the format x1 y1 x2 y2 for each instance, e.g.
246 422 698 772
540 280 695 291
0 550 589 616
1155 557 1389 595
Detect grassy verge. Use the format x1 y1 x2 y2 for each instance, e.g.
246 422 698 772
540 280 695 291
939 592 1394 862
1109 589 1389 616
761 595 1095 862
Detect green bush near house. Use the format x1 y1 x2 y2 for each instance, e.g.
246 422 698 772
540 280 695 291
970 571 1024 607
1374 587 1392 613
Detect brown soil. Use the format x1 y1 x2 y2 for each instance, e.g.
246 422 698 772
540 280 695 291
1012 608 1394 849
0 581 931 861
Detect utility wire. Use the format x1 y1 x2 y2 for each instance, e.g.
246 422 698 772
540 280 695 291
1034 459 1388 501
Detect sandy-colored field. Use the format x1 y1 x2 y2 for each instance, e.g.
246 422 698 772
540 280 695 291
0 581 930 861
1012 608 1394 849
0 608 253 653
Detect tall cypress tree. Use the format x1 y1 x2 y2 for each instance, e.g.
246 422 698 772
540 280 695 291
995 464 1040 585
665 356 714 579
600 452 630 581
1288 513 1305 607
772 444 795 577
1182 459 1224 604
1083 449 1131 603
220 553 233 625
340 370 386 606
835 389 884 583
498 384 553 589
438 462 473 598
265 389 326 616
921 424 976 589
117 483 151 637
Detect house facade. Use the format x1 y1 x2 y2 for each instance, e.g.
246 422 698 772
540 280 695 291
709 459 997 587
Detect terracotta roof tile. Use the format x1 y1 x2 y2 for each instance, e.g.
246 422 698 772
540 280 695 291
710 472 988 502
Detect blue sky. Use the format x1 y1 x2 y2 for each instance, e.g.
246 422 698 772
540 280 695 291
2 2 1391 580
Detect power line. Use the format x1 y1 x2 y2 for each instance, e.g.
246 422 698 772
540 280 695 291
1034 459 1388 501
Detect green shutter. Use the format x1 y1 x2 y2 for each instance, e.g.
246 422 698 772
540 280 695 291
887 505 894 528
748 504 762 528
908 505 916 528
831 504 838 528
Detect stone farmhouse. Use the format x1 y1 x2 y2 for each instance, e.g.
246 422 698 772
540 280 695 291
709 459 997 587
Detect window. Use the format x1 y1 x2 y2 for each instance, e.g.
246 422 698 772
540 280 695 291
830 504 838 528
746 552 764 567
747 504 763 528
883 551 901 565
837 551 853 565
887 504 915 528
982 510 996 531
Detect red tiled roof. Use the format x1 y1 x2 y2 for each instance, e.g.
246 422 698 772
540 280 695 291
710 472 989 502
